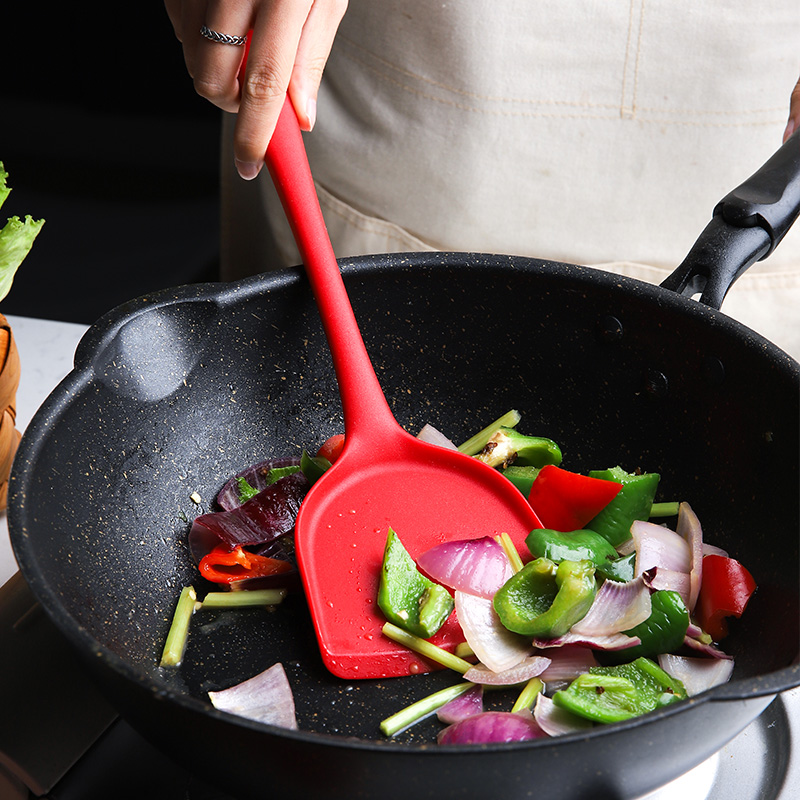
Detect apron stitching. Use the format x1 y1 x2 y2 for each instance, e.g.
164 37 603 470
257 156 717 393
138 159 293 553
334 33 621 110
335 26 785 122
317 182 437 250
620 0 646 119
336 47 784 127
632 0 647 118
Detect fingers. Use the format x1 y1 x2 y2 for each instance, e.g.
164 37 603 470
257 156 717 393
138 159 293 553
232 1 313 179
164 1 347 180
784 73 800 143
234 0 348 179
287 0 349 132
191 1 252 114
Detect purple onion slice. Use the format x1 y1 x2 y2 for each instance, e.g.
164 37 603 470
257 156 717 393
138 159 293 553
437 709 547 745
189 471 309 562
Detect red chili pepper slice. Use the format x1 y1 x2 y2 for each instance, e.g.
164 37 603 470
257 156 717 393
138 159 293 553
199 544 293 584
527 465 623 532
317 434 345 464
696 554 756 641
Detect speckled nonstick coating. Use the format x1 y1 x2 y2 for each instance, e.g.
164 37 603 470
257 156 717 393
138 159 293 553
8 252 800 800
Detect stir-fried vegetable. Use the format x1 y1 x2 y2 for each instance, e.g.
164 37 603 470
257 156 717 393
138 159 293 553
696 555 756 641
161 409 756 748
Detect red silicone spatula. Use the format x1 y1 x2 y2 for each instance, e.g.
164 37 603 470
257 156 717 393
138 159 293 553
263 98 542 679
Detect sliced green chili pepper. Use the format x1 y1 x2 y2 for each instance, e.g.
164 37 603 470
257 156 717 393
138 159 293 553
475 427 562 469
585 466 661 547
552 657 687 723
525 528 618 568
377 529 454 638
501 465 540 497
602 589 689 665
493 557 597 638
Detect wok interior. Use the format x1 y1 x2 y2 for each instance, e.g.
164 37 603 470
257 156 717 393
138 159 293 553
12 253 800 742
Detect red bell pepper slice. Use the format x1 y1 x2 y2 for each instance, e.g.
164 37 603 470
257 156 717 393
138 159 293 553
317 434 345 464
199 544 293 584
696 554 756 641
527 465 623 532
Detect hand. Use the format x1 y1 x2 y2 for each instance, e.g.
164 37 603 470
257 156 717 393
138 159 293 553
784 72 800 142
165 0 348 179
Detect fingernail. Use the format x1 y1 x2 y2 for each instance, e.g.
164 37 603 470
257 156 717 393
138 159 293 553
305 97 317 132
784 117 796 143
235 159 262 181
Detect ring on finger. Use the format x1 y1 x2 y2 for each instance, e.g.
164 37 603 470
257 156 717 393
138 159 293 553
200 25 247 47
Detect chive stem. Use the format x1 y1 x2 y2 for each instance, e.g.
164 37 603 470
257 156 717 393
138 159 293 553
495 531 524 573
380 682 475 737
511 677 544 712
201 588 287 608
160 586 197 667
649 502 680 518
458 409 521 455
382 622 473 674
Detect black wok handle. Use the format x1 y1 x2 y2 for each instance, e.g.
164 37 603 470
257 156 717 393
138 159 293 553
661 129 800 309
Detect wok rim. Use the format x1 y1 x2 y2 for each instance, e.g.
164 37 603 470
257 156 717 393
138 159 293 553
8 251 800 755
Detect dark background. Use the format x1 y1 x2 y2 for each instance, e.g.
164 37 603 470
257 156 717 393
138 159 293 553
1 4 223 324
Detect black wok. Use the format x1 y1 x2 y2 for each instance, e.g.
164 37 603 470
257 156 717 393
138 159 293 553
8 133 800 799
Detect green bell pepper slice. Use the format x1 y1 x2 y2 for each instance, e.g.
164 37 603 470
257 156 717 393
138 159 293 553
493 558 597 638
595 552 636 583
526 528 619 567
553 656 687 723
501 465 540 497
377 529 454 638
602 589 690 665
585 466 661 547
475 427 562 470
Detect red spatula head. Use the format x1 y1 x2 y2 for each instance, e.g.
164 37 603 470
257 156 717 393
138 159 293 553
295 427 541 680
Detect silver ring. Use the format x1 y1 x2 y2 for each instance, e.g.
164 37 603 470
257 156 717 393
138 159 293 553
200 25 247 47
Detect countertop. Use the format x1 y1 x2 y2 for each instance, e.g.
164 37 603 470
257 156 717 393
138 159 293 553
0 314 89 587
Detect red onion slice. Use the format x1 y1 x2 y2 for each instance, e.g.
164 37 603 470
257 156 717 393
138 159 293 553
418 537 512 598
538 646 599 682
631 520 691 575
437 709 546 745
216 456 303 510
642 567 691 609
189 472 309 562
676 502 703 612
683 634 733 659
570 576 652 636
533 631 641 651
416 423 459 450
437 684 484 723
208 663 297 729
454 590 532 673
533 693 594 737
464 655 551 686
658 653 734 696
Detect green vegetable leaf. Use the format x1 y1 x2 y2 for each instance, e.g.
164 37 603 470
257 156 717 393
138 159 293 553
0 164 44 302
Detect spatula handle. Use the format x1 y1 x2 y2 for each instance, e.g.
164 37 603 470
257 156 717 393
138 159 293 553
264 98 396 440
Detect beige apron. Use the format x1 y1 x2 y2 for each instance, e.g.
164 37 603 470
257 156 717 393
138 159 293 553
221 0 800 360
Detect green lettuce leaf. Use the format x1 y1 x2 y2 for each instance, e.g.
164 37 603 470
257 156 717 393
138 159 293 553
0 163 44 302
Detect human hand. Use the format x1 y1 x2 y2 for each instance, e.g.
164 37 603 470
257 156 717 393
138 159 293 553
784 72 800 142
164 0 348 179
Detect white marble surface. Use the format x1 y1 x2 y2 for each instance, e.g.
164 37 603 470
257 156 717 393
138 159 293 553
0 315 89 586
